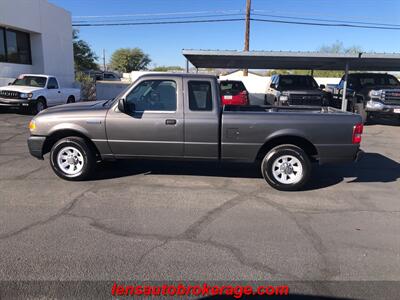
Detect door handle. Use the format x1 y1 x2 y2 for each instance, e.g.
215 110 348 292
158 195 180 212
165 119 177 125
58 91 61 93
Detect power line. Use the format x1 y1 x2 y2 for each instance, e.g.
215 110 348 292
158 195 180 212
73 17 400 30
251 18 400 30
72 18 245 27
72 9 243 19
252 13 400 28
73 13 244 24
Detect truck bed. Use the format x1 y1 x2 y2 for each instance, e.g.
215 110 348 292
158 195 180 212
224 105 346 114
221 105 362 163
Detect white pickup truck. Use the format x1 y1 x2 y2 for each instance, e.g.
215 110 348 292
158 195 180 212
0 74 81 114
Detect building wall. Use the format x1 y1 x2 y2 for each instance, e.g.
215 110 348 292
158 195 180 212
0 0 74 87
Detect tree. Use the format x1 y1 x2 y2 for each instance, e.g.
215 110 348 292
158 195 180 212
73 29 98 71
319 40 363 54
110 48 151 73
152 66 184 72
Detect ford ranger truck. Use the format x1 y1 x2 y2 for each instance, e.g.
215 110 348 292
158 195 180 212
0 74 81 114
27 73 363 191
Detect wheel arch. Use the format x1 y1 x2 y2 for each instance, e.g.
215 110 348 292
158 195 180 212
256 135 318 162
37 95 47 105
42 129 100 158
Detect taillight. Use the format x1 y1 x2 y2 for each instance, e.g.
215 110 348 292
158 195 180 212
352 123 363 144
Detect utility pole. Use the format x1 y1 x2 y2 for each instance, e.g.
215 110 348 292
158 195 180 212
103 49 106 71
243 0 251 76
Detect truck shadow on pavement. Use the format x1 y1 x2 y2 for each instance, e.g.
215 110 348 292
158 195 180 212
93 152 400 191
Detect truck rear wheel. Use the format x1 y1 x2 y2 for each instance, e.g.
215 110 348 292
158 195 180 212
50 136 95 181
261 144 311 191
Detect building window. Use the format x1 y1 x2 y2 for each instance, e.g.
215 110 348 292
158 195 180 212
0 27 31 65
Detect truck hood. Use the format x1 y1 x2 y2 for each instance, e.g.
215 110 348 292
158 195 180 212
283 89 323 95
39 100 108 116
364 85 400 91
0 85 44 93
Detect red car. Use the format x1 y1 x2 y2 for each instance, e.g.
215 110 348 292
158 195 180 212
219 80 249 106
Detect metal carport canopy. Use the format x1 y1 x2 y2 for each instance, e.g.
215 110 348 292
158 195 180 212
182 50 400 71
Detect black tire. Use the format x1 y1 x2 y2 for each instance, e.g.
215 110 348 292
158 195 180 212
67 96 75 104
261 144 311 191
31 98 47 115
50 136 95 181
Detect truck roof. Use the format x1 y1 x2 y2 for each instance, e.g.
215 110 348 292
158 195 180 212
18 74 55 78
137 72 217 80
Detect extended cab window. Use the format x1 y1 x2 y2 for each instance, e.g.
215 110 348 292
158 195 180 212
47 78 58 89
126 80 176 111
188 81 213 111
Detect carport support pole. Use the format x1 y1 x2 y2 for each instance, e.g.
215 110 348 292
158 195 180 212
341 62 349 111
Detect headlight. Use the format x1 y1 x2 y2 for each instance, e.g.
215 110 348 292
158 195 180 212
20 93 33 99
279 95 289 102
366 100 384 109
369 90 382 98
29 120 36 131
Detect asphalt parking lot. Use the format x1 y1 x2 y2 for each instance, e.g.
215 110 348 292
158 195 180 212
0 110 399 298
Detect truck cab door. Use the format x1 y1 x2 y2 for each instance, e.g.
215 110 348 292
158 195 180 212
182 78 219 159
46 77 63 106
106 77 184 158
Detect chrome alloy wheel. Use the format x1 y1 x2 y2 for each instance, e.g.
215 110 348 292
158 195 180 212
271 155 303 184
57 146 84 175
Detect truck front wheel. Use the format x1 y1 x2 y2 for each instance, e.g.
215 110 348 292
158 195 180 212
261 144 311 191
31 98 47 115
50 137 95 181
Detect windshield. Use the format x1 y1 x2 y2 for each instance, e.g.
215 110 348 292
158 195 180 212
12 76 47 88
358 74 400 87
279 76 319 89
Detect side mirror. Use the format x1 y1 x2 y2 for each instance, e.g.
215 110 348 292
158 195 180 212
118 98 135 113
8 82 12 86
270 83 276 89
118 98 127 113
320 84 326 89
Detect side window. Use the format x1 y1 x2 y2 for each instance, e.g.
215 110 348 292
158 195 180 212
388 76 399 85
126 80 176 111
47 78 58 89
338 78 344 88
188 81 213 111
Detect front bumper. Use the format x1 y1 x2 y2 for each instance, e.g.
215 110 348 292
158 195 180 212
365 100 400 116
0 97 32 108
27 136 46 160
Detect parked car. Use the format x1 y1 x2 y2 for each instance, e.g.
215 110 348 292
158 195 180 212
0 74 81 114
27 73 363 191
83 71 121 81
330 73 400 123
265 75 330 106
219 80 249 105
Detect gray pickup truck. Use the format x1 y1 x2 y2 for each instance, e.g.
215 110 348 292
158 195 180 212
28 73 363 191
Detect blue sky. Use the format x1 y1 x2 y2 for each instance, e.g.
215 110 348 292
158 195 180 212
49 0 400 67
